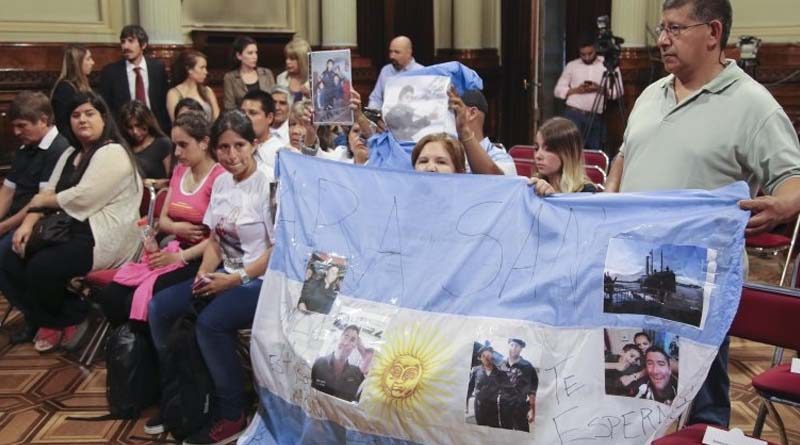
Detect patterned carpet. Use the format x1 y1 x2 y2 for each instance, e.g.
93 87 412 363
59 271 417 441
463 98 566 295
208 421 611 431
0 255 797 445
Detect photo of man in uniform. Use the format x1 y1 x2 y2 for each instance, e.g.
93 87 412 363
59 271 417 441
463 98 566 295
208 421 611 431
311 324 374 402
498 338 538 431
466 346 509 428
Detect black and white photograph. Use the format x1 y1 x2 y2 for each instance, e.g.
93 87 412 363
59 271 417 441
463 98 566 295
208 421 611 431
603 239 712 327
309 49 354 125
298 251 348 315
465 338 538 432
604 328 680 405
382 75 456 142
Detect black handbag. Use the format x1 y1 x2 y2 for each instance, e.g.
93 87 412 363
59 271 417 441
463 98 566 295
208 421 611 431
25 210 75 257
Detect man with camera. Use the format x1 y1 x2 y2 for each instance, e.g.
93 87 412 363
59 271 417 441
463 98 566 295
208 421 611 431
554 32 622 152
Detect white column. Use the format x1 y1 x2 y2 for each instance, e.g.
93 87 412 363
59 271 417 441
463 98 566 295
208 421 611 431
434 0 453 51
611 0 649 47
453 0 483 49
321 0 357 47
647 0 663 45
304 0 321 47
139 0 185 44
481 0 500 49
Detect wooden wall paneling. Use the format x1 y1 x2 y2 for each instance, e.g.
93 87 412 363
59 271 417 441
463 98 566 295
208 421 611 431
0 43 186 163
357 0 387 71
500 0 535 148
191 31 295 104
564 0 611 66
383 0 435 66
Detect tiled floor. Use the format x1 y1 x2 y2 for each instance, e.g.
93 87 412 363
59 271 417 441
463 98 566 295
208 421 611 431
0 254 797 444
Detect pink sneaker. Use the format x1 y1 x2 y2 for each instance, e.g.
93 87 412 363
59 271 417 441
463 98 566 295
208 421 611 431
61 320 89 351
34 327 62 352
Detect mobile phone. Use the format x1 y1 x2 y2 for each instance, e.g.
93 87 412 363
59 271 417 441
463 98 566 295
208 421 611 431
362 108 382 123
192 275 211 291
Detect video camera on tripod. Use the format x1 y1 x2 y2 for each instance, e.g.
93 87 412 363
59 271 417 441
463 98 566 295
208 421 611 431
595 15 625 71
579 15 628 151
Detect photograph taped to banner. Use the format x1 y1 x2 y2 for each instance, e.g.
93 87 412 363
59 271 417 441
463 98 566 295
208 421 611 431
298 251 348 315
604 328 680 406
309 305 387 403
382 75 456 142
309 49 354 125
603 239 715 327
466 337 539 432
241 152 751 445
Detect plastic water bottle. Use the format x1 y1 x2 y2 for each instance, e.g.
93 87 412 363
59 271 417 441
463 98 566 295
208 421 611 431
137 218 159 254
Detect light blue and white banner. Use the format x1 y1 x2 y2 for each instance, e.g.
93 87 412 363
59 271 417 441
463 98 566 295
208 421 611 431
240 152 748 445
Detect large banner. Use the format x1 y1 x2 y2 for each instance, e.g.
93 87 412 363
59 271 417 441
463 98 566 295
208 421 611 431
240 152 748 445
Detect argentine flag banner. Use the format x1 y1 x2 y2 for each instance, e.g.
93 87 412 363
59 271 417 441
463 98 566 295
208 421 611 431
240 152 748 445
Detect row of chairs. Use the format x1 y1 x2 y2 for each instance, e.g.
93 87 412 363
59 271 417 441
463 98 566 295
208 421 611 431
508 145 609 189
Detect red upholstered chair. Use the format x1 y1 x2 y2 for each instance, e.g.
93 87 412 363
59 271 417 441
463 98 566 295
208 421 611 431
78 184 167 366
583 149 609 173
585 165 607 188
508 144 536 162
731 282 800 445
654 282 800 445
509 145 537 178
514 160 535 177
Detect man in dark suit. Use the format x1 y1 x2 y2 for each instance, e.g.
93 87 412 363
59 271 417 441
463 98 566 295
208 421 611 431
0 91 70 344
98 25 170 132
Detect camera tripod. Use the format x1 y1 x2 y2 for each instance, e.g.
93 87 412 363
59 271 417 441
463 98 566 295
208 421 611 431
583 66 627 152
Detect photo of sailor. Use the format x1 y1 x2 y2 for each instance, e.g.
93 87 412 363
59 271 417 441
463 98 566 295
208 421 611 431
298 251 347 315
604 328 680 405
466 338 538 432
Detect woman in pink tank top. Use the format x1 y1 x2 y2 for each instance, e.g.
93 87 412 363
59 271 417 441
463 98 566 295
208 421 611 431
95 111 224 326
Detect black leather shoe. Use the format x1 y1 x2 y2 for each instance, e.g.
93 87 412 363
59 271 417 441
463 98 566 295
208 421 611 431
9 322 37 345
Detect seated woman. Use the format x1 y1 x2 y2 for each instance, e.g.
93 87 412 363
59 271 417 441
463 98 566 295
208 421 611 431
528 117 596 196
604 343 643 397
276 37 311 103
2 91 141 352
223 36 276 111
167 50 220 123
411 132 467 174
146 111 274 444
119 100 172 182
51 44 94 136
96 110 225 327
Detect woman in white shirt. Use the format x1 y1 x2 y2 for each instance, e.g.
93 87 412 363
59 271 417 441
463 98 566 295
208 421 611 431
145 110 273 444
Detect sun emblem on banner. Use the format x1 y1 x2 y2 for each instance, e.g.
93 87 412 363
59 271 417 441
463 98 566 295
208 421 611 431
362 323 454 423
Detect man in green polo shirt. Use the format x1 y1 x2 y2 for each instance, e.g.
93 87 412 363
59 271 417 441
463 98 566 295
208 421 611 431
606 0 800 428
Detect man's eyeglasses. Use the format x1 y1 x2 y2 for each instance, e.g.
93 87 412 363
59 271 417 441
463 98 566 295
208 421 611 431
655 22 710 38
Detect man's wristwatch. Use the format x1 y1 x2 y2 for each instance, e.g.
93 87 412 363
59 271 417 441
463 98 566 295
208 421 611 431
237 269 251 285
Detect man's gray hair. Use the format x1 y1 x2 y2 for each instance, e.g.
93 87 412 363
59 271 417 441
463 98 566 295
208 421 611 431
270 85 293 105
662 0 732 48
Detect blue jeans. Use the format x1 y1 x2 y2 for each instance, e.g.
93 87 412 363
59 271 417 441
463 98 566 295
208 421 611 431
148 274 263 420
688 336 730 427
564 107 607 153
